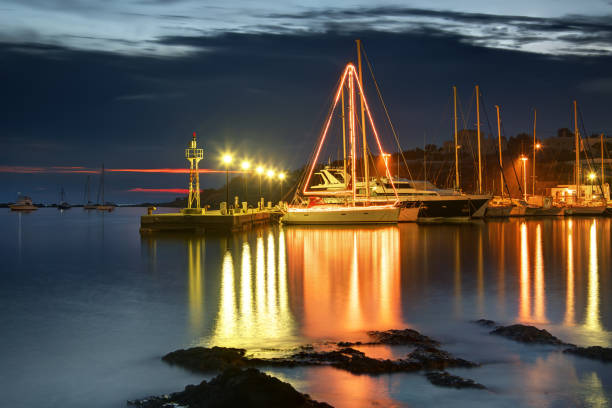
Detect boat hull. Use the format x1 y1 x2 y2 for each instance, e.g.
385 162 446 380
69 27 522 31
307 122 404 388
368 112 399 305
564 206 606 216
485 205 513 218
397 196 489 222
281 206 400 225
9 205 38 211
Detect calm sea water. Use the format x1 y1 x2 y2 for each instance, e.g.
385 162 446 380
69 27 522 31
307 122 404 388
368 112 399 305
1 208 610 407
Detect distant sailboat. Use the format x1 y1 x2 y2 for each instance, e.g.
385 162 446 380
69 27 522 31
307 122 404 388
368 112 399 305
58 187 71 210
96 164 115 212
83 175 96 209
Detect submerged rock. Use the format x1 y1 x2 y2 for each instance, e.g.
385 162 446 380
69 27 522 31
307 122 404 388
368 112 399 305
291 345 478 375
366 328 440 347
564 346 612 362
425 371 486 389
406 346 479 369
127 367 333 408
162 346 252 372
490 324 566 345
473 319 496 327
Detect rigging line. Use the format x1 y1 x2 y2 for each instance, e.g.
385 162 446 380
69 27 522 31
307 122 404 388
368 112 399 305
292 71 346 201
361 46 414 183
500 120 523 198
480 92 512 197
577 105 606 194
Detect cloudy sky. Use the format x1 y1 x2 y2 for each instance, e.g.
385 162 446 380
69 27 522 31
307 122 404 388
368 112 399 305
1 1 612 202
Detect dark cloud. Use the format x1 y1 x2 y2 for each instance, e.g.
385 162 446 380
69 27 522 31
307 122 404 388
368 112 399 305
1 28 612 202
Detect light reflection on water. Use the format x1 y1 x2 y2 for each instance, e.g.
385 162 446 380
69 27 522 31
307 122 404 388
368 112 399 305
2 209 611 407
156 218 612 406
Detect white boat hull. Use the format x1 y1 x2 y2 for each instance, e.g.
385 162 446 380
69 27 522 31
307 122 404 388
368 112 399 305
281 206 400 225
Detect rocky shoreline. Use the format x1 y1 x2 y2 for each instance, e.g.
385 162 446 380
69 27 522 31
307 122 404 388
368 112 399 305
129 322 611 407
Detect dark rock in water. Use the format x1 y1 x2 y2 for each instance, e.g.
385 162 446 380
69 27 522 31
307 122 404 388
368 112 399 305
474 319 496 327
127 367 333 408
425 371 486 389
290 346 477 375
366 328 439 347
291 347 412 374
336 341 362 347
490 324 565 345
162 346 252 372
406 346 479 369
564 346 612 362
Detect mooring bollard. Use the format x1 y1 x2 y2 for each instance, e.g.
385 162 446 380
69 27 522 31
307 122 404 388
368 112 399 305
220 202 227 215
147 206 157 215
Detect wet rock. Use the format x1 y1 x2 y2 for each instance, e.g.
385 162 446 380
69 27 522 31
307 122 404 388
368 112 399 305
564 346 612 362
336 341 362 347
473 319 496 327
366 328 440 347
290 346 477 375
490 324 566 345
425 371 486 389
406 346 479 369
162 346 252 372
128 367 332 408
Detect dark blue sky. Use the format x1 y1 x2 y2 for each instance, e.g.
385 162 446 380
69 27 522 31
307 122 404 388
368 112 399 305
1 2 612 203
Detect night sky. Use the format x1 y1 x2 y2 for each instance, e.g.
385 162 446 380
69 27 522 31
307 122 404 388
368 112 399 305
1 1 612 203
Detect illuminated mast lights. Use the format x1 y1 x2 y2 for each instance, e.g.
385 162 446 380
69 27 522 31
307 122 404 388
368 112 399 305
185 132 204 211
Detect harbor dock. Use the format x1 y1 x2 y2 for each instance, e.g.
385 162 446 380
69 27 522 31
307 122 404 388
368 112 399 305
140 209 278 233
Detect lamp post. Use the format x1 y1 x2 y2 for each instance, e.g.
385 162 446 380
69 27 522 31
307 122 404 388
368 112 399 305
241 160 250 202
222 154 232 206
266 169 275 199
520 155 528 201
533 142 542 196
278 172 286 200
256 166 264 199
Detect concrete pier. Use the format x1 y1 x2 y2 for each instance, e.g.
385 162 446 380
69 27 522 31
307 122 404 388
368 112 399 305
140 209 278 234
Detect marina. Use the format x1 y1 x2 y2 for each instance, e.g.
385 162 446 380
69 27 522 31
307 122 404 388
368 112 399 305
3 2 612 407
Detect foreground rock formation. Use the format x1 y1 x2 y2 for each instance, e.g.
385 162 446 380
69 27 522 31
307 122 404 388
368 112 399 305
128 367 332 408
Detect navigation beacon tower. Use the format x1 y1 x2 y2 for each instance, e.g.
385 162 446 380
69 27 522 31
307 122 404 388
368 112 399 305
185 132 204 211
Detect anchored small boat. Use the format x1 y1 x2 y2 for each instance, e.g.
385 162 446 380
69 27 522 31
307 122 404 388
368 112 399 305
96 164 115 212
9 195 38 211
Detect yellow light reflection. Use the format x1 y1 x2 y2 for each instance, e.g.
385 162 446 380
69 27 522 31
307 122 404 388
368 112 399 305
585 220 601 332
454 229 462 317
564 220 575 326
533 224 547 323
188 239 204 334
519 222 531 322
210 230 295 351
214 250 237 340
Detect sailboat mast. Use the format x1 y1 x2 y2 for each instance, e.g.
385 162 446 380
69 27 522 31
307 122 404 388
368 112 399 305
533 109 537 196
101 163 105 205
349 68 357 205
476 85 482 194
341 88 347 186
356 39 369 201
496 105 503 198
574 100 580 199
453 86 459 190
602 133 605 197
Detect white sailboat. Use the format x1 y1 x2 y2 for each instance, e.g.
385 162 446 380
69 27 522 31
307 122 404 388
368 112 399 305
282 48 406 225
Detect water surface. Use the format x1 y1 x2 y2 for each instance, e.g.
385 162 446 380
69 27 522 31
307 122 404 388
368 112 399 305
1 208 610 407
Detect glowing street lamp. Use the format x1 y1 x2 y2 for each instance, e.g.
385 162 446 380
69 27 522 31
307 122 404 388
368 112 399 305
222 154 232 206
241 161 250 202
520 155 528 201
589 172 597 198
